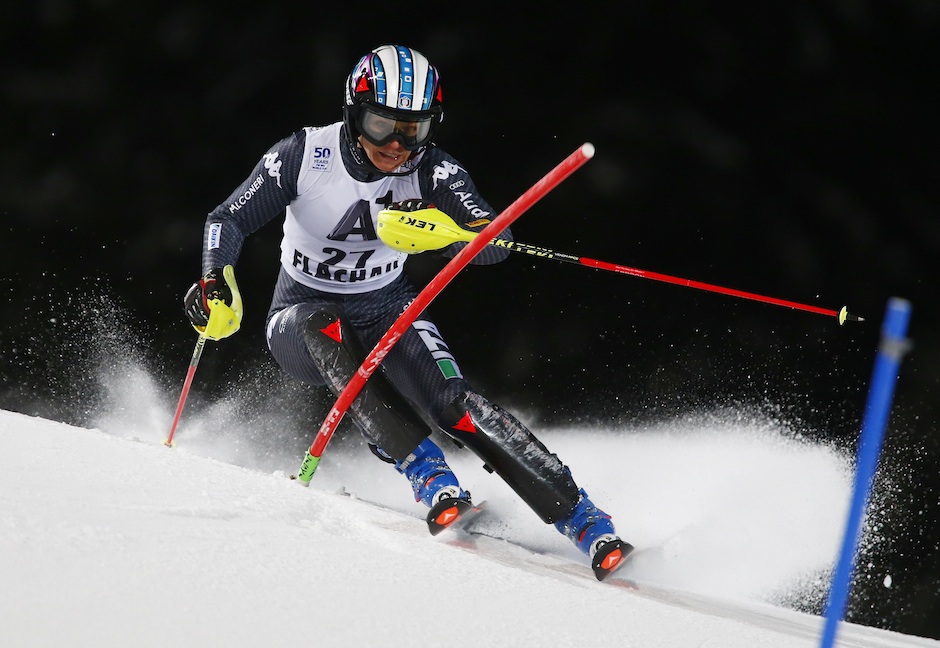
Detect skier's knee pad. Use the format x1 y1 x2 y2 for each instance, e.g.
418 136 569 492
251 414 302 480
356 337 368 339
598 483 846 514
436 391 580 524
303 307 429 461
266 304 329 386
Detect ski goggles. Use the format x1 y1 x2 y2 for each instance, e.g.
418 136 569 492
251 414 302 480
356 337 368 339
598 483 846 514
357 104 438 151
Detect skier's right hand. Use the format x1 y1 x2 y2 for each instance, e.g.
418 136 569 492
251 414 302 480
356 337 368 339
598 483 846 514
183 265 243 340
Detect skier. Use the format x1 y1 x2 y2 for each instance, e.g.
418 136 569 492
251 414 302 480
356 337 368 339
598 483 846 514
183 44 632 580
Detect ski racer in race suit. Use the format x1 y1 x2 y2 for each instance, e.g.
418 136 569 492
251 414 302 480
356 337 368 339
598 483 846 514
183 44 631 577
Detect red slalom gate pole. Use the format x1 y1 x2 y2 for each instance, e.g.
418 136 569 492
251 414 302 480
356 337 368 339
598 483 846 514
293 143 596 484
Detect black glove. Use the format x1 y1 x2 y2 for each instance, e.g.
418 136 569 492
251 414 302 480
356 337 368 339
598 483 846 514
387 199 436 212
182 265 243 339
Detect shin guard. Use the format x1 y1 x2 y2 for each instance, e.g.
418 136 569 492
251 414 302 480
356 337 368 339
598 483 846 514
303 307 429 461
437 391 580 524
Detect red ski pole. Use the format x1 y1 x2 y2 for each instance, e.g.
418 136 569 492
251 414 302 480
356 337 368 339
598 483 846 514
165 264 243 447
501 242 863 323
377 209 864 325
293 143 596 484
164 334 207 447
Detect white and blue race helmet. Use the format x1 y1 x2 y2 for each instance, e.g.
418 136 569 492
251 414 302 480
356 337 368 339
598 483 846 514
343 44 444 152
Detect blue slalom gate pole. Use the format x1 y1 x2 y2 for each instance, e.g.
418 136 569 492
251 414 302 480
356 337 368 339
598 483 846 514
820 297 912 648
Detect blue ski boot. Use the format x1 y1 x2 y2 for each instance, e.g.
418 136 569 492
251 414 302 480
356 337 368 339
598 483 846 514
394 438 472 535
555 489 634 581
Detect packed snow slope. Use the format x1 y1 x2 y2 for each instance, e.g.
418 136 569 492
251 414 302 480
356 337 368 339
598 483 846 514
1 408 936 648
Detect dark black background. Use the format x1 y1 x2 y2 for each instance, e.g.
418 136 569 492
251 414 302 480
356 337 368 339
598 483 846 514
3 2 938 639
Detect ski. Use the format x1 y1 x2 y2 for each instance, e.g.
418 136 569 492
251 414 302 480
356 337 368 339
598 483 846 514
312 486 635 583
444 500 635 583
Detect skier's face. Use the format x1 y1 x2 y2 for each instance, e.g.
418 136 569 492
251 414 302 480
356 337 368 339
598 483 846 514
359 135 409 173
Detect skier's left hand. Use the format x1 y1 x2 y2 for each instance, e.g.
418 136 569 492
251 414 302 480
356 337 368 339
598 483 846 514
378 200 462 254
387 198 435 213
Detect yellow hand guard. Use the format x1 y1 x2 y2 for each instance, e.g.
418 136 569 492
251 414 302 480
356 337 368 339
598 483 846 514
377 201 476 254
195 265 243 340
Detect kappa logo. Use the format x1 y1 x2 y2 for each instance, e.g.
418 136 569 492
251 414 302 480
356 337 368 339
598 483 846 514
263 151 282 187
431 160 465 189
